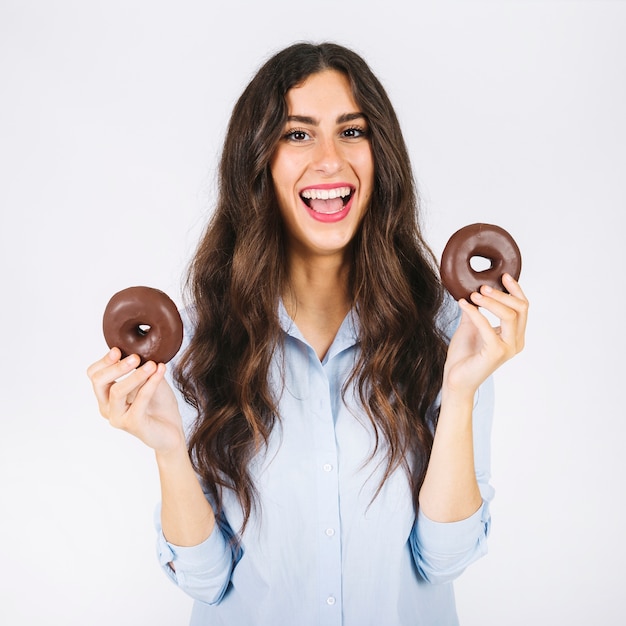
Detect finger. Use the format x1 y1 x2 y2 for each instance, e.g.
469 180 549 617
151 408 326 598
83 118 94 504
474 281 528 348
124 361 166 405
86 347 121 379
458 298 503 347
129 362 167 415
459 297 522 368
87 348 145 387
469 291 519 350
91 354 139 417
478 282 527 313
470 276 528 315
502 273 528 303
501 274 529 343
470 289 519 323
471 287 526 354
107 360 158 419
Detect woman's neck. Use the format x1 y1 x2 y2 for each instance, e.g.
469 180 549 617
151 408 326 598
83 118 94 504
283 251 352 360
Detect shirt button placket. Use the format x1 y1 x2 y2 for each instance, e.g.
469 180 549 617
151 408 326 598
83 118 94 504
315 381 342 625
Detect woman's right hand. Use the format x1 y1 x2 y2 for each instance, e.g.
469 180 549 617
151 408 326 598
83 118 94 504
87 348 186 454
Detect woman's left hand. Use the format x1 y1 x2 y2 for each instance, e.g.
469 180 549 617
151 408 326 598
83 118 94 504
443 273 529 399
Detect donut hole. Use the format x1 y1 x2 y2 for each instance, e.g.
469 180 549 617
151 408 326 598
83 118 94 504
137 324 152 337
470 255 493 272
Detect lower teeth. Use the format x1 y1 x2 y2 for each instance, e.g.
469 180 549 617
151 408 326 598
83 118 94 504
311 206 344 215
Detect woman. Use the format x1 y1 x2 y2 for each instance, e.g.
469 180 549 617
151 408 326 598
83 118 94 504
88 42 528 625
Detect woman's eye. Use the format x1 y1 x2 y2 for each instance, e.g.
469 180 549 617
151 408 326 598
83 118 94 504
285 129 310 142
341 126 368 139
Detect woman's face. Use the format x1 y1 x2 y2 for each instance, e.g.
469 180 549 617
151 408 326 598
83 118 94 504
270 70 374 262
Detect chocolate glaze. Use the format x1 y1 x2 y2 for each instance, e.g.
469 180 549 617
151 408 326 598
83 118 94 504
102 286 183 364
440 223 522 302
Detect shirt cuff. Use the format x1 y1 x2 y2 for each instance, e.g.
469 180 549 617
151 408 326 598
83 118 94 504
415 500 491 555
157 526 231 575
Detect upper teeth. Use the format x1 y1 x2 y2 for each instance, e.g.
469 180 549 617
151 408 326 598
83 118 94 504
301 187 351 200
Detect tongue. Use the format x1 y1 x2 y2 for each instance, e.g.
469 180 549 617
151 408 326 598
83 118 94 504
309 197 344 214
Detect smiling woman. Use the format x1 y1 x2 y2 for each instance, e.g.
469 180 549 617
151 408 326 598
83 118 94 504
87 41 528 626
271 70 374 261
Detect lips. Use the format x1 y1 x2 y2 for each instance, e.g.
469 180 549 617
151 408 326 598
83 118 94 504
300 185 354 215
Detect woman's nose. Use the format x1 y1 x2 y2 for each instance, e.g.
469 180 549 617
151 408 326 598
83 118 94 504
312 137 344 176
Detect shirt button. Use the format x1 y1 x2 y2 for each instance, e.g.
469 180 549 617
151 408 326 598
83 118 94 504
325 528 335 537
326 596 336 606
323 463 333 472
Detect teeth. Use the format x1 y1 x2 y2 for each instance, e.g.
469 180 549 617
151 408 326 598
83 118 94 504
301 186 352 200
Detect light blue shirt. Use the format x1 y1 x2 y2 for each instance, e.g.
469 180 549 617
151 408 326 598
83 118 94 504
156 299 494 626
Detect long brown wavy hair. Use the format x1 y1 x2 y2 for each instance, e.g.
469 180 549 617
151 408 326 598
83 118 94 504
174 42 449 533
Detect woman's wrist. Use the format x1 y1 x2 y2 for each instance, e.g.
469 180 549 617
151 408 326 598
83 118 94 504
155 439 192 470
440 381 476 412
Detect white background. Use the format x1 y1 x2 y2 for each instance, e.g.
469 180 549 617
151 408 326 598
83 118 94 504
1 1 624 624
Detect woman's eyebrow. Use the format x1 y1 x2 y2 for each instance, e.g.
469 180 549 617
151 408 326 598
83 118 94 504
337 112 366 124
286 112 366 125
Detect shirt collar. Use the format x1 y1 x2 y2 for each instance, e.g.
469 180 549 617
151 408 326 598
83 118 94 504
277 299 360 361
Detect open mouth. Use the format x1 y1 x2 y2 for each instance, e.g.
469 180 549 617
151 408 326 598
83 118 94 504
300 186 353 215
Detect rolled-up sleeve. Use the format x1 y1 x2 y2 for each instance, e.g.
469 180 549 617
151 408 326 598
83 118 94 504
155 508 237 605
410 374 495 584
410 498 491 584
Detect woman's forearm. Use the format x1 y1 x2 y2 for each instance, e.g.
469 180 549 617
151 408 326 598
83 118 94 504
418 391 482 523
156 445 216 547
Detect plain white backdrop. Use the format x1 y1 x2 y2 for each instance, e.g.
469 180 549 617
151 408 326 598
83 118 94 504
1 1 624 624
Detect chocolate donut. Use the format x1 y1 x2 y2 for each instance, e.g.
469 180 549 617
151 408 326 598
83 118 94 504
102 286 183 364
440 223 522 302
